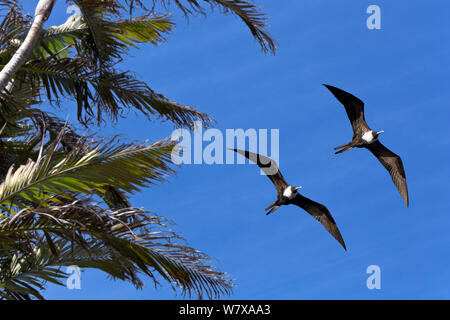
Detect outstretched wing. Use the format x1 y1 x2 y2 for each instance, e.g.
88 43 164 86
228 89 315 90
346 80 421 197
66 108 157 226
365 141 409 207
323 84 370 135
231 148 289 196
291 194 346 250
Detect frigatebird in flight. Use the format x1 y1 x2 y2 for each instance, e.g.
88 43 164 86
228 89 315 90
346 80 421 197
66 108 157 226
231 148 346 250
323 84 409 207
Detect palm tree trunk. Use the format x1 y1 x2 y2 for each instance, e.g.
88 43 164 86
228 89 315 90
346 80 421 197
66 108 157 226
0 0 56 92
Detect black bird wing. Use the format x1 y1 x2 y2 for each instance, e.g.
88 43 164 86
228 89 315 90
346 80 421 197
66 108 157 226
365 141 409 207
323 84 370 135
231 148 289 196
291 194 346 250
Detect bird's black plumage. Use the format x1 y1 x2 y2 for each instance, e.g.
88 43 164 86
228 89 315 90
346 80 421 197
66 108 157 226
231 148 346 250
365 141 409 207
323 84 409 207
323 84 369 136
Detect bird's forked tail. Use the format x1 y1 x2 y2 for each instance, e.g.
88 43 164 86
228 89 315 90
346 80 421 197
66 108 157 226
265 202 280 215
334 142 354 154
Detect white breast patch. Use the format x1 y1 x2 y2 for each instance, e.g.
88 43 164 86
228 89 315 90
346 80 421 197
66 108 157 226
362 131 374 143
283 187 295 199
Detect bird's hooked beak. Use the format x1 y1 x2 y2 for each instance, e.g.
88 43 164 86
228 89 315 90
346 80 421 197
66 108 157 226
294 186 302 191
376 130 384 135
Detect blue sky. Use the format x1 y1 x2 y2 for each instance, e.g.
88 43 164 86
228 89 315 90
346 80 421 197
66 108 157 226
22 0 450 299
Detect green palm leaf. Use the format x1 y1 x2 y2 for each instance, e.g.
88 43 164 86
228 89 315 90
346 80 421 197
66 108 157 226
12 58 213 127
0 202 233 299
125 0 276 53
0 132 177 208
31 13 173 60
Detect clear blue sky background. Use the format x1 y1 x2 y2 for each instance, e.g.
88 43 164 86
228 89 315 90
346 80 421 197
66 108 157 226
22 0 449 299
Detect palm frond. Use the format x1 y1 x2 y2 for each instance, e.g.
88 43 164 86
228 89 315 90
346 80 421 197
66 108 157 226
29 13 173 60
0 201 233 299
0 94 132 211
0 132 177 209
129 0 276 53
0 1 30 58
13 58 213 127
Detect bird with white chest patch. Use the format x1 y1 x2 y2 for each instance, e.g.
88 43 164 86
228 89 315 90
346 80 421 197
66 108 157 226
230 148 347 250
323 84 409 207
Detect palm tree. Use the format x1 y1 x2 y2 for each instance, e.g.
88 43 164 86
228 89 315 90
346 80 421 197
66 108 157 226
0 0 275 299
